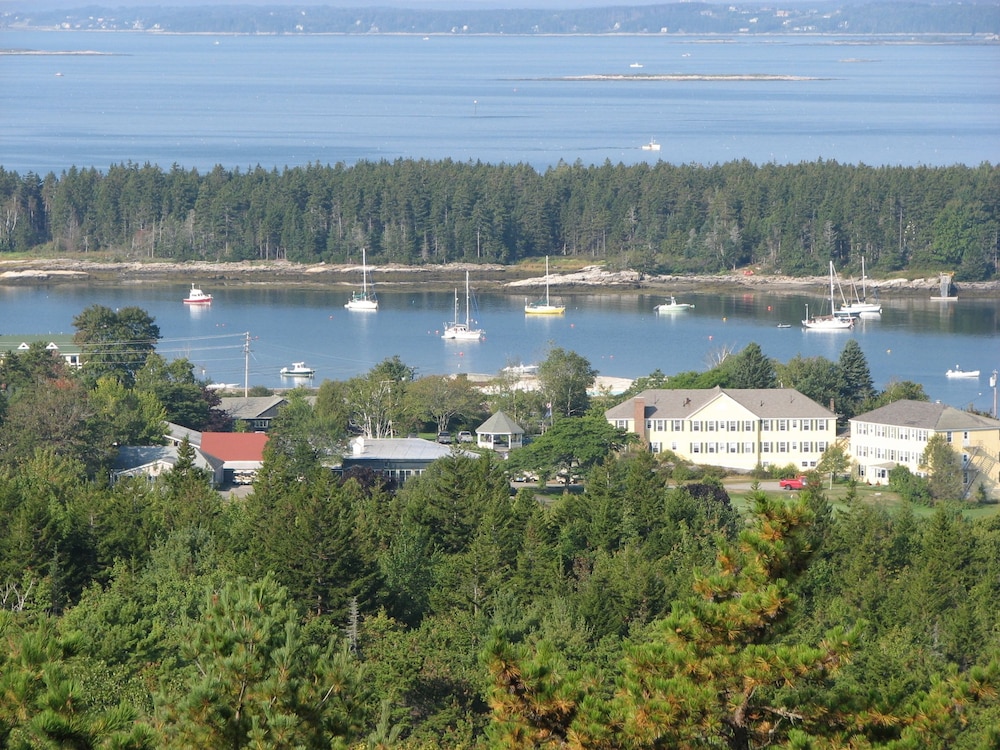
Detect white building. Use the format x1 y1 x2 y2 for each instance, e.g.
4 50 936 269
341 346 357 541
605 386 837 472
849 400 1000 497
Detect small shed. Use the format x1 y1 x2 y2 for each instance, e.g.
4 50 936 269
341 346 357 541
476 410 524 453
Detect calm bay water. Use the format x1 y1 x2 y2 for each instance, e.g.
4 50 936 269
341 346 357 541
2 33 997 409
1 282 997 413
1 32 998 172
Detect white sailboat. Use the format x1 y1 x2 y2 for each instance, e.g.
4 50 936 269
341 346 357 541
524 256 565 315
803 261 855 330
837 256 882 316
345 247 378 311
442 271 484 341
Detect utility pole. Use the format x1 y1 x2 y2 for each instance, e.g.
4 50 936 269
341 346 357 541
991 369 997 419
244 332 251 398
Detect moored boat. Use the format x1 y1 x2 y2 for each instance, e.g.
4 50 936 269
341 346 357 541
345 247 378 311
525 256 565 315
654 296 694 313
803 262 855 330
280 361 315 377
442 271 484 341
836 256 882 316
946 366 979 378
183 284 213 305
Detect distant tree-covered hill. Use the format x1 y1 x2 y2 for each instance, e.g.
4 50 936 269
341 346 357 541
3 2 999 35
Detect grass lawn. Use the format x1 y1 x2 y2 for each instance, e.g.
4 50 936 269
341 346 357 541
725 477 1000 520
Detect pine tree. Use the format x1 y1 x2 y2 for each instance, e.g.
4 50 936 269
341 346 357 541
727 342 778 389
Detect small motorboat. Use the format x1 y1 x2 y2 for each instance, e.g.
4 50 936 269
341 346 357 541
654 296 694 312
280 362 315 377
776 323 792 328
946 366 979 378
183 283 213 304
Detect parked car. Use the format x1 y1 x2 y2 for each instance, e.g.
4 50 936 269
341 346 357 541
457 430 474 443
437 431 452 444
779 475 808 490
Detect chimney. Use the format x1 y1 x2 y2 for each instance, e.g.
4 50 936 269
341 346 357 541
633 397 647 445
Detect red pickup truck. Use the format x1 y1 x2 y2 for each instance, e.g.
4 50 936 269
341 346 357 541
779 475 808 490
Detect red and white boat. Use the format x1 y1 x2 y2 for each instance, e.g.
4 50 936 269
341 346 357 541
183 284 213 305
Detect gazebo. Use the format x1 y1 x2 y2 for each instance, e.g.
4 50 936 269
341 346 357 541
475 410 524 454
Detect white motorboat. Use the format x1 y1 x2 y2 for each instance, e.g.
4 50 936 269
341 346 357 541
525 256 566 315
946 366 980 378
442 271 484 341
280 361 315 377
345 247 378 311
183 283 213 305
803 262 854 330
654 296 694 313
641 138 661 151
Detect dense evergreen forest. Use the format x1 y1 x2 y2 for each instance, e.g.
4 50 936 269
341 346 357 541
2 159 998 280
2 313 1000 747
6 1 1000 35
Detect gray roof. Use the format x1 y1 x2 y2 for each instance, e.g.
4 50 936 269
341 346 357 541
476 410 525 435
851 400 1000 432
112 445 221 474
166 422 202 447
346 437 475 461
605 386 834 421
219 396 288 420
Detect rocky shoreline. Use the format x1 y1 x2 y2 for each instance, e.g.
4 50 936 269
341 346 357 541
1 257 998 297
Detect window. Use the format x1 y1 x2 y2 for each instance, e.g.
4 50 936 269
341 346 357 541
672 419 684 432
615 419 629 430
729 421 738 432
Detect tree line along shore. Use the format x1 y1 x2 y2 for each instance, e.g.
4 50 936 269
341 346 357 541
1 160 997 285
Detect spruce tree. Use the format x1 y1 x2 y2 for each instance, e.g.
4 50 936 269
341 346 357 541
836 339 875 418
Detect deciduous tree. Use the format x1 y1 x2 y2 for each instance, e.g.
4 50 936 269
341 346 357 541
73 304 160 387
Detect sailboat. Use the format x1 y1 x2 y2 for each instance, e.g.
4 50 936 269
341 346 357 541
803 262 854 330
344 247 378 311
524 256 565 315
442 271 484 341
837 256 882 316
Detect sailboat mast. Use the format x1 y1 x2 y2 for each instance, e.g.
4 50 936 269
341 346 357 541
362 247 368 296
829 261 835 312
545 256 550 305
465 270 471 326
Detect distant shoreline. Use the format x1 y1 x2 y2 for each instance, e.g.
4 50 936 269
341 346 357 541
2 257 997 297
